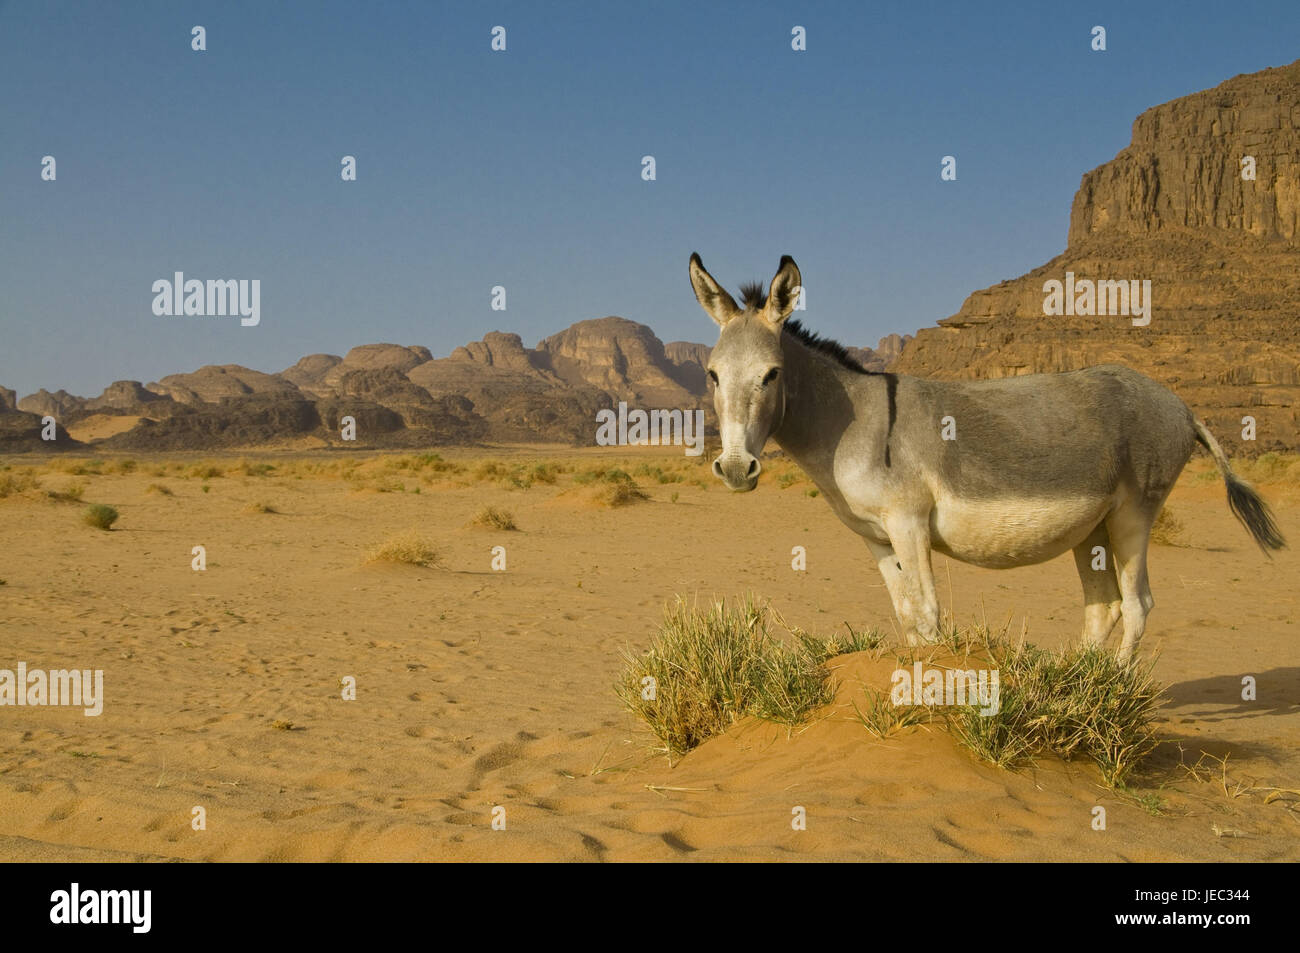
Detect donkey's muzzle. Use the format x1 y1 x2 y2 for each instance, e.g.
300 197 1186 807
712 452 760 491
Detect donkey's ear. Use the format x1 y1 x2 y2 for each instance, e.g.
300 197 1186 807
689 252 741 326
761 255 802 327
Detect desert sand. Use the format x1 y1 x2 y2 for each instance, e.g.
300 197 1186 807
0 447 1296 861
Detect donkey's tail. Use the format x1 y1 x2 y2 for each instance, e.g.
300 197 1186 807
1193 419 1286 553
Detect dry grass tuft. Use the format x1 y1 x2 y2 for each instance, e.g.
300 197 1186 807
364 531 439 568
1149 505 1184 545
616 595 834 759
938 631 1163 789
0 469 41 498
469 505 518 530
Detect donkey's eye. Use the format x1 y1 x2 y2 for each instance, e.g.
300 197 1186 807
762 367 781 386
707 369 719 385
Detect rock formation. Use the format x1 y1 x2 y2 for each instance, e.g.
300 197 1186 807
147 364 302 405
894 59 1300 453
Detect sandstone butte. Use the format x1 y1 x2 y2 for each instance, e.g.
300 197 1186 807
892 58 1300 454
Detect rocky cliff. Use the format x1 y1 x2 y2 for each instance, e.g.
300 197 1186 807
894 59 1300 453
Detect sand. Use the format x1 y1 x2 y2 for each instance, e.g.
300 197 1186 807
0 448 1296 861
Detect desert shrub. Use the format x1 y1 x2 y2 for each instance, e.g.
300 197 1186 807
0 470 40 498
82 504 119 530
44 479 87 503
364 531 438 567
469 505 518 530
598 481 648 507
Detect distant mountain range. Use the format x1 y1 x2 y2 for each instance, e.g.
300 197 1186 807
0 317 906 451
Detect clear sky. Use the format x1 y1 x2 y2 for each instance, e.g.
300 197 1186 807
2 0 1297 399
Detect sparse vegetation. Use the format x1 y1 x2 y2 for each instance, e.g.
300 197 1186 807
634 463 685 485
364 531 439 568
1149 505 1184 545
598 481 649 507
469 505 518 530
616 595 835 759
572 467 650 506
796 623 886 664
82 503 119 530
1236 451 1297 484
854 686 930 739
0 470 41 498
619 592 1162 787
235 459 276 477
940 634 1163 788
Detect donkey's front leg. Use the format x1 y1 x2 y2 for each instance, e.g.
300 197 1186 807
869 519 940 645
865 538 915 642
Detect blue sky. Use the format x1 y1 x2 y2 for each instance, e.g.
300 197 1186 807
2 0 1297 399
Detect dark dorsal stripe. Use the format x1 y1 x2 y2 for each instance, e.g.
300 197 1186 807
782 319 879 375
884 372 898 468
778 318 896 466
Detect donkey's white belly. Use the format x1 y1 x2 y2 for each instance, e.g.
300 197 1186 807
930 495 1111 568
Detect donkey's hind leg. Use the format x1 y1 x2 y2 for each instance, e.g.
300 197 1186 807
1072 522 1122 648
1105 502 1156 664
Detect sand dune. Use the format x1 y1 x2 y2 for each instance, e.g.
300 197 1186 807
0 449 1296 860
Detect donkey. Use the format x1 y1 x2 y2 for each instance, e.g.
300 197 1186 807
689 253 1286 661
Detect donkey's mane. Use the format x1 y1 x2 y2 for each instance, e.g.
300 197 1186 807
782 318 878 376
737 282 768 310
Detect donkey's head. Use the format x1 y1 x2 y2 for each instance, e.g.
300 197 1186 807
689 253 802 491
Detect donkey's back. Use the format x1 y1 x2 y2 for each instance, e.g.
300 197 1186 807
907 364 1197 506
